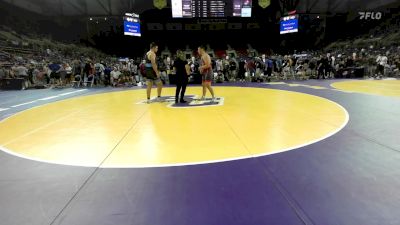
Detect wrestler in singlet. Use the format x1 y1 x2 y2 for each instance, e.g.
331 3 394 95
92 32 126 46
200 57 213 82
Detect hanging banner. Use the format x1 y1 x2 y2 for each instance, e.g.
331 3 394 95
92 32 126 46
259 0 271 9
154 0 167 9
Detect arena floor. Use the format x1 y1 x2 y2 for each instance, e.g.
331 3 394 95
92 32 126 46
0 79 399 225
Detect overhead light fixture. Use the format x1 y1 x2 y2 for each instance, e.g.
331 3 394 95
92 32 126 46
90 18 93 20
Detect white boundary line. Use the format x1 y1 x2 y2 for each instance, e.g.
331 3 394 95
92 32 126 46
0 87 350 168
11 101 38 108
5 90 88 109
38 95 60 101
0 89 89 124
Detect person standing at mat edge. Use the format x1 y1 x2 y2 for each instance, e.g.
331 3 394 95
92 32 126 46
145 42 163 103
174 50 191 103
198 45 215 101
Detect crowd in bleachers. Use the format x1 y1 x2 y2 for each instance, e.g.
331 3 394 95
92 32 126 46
1 44 399 90
0 26 119 89
1 25 399 90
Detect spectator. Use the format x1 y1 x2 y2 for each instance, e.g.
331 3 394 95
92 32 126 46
376 53 387 77
15 63 29 78
94 61 105 85
110 67 121 87
65 63 73 84
0 66 6 80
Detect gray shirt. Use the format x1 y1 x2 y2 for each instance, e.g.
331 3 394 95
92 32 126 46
16 66 28 76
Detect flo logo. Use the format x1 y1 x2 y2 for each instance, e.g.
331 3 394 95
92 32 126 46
359 12 382 20
137 95 224 108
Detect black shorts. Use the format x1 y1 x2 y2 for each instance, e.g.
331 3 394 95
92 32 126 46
377 65 384 74
50 72 60 79
146 76 162 83
266 68 272 75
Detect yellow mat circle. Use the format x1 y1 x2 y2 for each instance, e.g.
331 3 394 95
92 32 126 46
0 87 348 168
331 80 400 98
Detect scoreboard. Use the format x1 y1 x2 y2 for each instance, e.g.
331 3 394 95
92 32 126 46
172 0 252 18
124 13 141 37
280 15 299 34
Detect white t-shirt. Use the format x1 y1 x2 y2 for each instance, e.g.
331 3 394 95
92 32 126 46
331 56 336 67
376 56 387 66
111 70 121 79
95 63 105 73
128 62 134 73
16 66 28 76
216 60 222 71
380 56 388 66
132 64 138 74
65 66 72 74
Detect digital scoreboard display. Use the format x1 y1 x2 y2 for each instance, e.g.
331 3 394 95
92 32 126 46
124 13 141 37
280 15 299 34
233 0 252 17
172 0 252 18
